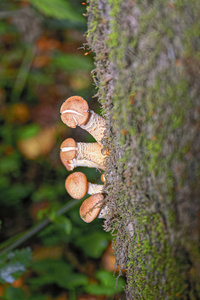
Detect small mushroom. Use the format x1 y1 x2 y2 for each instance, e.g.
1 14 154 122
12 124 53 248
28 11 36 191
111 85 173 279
60 138 108 171
60 96 89 128
65 172 103 199
101 173 106 183
60 96 106 145
79 193 104 223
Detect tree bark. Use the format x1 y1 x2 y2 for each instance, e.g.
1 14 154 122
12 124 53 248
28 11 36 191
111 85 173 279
87 0 200 298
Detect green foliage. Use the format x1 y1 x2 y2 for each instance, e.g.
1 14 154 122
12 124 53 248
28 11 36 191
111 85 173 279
37 222 72 246
2 183 33 206
0 0 121 298
0 248 32 284
29 259 88 290
0 153 20 175
17 124 41 140
75 231 110 259
32 184 63 202
28 0 85 23
0 20 11 35
85 269 125 296
53 53 93 72
4 286 27 300
52 215 72 235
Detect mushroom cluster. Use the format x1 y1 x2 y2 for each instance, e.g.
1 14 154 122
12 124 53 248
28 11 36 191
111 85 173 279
60 96 108 223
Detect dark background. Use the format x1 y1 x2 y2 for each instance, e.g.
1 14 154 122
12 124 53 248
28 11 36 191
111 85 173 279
0 1 125 299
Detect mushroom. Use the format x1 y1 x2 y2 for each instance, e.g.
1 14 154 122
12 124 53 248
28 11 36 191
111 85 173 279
101 173 106 183
60 96 106 145
79 193 104 223
65 172 103 199
60 138 108 171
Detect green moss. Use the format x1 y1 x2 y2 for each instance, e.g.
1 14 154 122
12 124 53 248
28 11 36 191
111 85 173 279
126 212 187 299
87 0 200 298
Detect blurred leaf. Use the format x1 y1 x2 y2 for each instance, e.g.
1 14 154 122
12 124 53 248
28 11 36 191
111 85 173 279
38 223 71 246
58 272 88 290
0 176 10 189
85 284 115 296
53 215 72 235
0 248 32 284
30 259 88 290
29 259 72 289
4 286 27 300
32 185 58 202
0 153 20 175
18 126 57 159
17 124 40 140
0 125 16 145
32 55 51 69
30 201 50 221
0 21 11 35
1 50 24 66
7 103 30 124
33 245 63 261
85 270 125 296
0 182 33 207
4 183 33 205
75 231 110 259
36 36 61 52
69 71 92 91
28 71 53 85
28 295 47 300
53 54 93 72
28 0 84 23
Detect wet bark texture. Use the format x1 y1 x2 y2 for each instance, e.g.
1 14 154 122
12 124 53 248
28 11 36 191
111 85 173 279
86 0 200 298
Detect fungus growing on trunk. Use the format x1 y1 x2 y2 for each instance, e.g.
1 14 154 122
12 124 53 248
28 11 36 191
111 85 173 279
65 172 103 199
101 173 106 183
60 96 106 145
60 138 108 171
79 193 104 223
60 96 89 128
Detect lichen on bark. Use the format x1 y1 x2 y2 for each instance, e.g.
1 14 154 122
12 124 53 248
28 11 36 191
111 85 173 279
87 0 200 298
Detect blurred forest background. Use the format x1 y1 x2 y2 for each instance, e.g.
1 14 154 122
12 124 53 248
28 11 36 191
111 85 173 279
0 0 125 299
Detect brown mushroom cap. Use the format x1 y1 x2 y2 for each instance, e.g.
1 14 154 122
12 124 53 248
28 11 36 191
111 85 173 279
60 96 89 128
60 138 77 160
65 172 88 199
101 173 106 183
60 152 74 171
79 193 104 223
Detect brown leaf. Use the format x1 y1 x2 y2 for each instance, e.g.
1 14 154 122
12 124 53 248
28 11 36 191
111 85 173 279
7 103 30 124
18 126 57 159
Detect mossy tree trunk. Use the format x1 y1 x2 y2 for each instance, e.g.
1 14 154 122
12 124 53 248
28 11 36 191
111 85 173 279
87 0 200 298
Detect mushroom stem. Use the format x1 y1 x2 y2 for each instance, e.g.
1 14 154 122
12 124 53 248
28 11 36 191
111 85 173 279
60 153 102 171
88 182 103 195
60 96 106 145
80 110 106 146
60 138 108 171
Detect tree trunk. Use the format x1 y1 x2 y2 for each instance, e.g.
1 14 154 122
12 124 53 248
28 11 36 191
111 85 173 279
87 0 200 298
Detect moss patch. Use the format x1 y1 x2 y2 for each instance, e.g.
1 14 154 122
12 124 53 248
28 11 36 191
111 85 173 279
87 0 200 298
